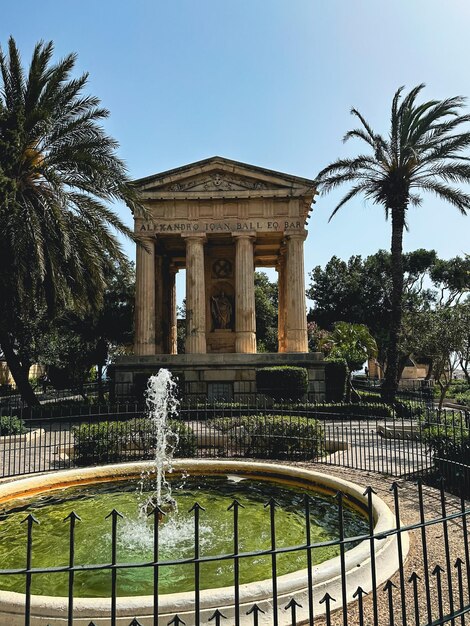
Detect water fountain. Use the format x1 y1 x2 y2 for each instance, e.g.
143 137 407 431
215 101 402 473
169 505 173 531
137 369 180 516
0 369 406 625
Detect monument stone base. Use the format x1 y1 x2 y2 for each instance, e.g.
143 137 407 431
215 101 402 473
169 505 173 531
110 353 326 402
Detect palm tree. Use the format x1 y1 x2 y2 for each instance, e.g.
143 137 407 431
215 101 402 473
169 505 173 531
318 321 378 402
0 38 141 405
315 85 470 400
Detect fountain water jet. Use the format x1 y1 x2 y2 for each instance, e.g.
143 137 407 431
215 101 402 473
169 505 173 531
137 369 179 517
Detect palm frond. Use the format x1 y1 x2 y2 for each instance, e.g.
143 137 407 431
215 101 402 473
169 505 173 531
328 183 370 221
417 181 470 215
0 36 146 320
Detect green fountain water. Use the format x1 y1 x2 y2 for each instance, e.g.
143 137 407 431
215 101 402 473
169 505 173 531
0 475 368 597
0 371 368 599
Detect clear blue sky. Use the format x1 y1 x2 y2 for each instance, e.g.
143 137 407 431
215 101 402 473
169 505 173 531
3 1 470 302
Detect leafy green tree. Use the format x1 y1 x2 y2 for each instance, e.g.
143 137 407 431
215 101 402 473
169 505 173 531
307 321 328 352
430 256 470 306
35 258 135 398
0 38 141 405
412 305 470 411
254 272 278 352
308 249 436 368
457 329 470 385
176 301 186 355
318 322 378 401
316 85 470 400
37 261 135 392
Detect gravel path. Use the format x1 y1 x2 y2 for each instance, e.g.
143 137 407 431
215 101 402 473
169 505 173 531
298 462 470 626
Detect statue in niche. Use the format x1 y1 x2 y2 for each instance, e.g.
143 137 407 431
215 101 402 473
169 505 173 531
211 291 233 330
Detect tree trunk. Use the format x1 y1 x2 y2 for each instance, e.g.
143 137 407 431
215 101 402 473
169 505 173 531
0 333 39 407
345 371 352 402
459 358 470 384
425 359 434 381
397 353 409 383
382 206 406 403
437 380 450 414
97 363 104 402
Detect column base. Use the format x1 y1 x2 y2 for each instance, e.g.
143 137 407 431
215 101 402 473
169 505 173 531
186 333 207 354
134 343 156 356
235 331 257 354
284 330 308 353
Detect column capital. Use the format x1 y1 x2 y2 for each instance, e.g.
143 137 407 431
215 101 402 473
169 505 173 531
284 229 308 241
232 231 256 240
136 234 155 249
181 232 207 242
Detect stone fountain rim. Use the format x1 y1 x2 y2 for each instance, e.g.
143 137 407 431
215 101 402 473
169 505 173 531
0 459 405 621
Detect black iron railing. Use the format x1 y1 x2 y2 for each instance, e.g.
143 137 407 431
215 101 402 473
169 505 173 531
0 399 468 624
0 400 468 491
0 479 467 625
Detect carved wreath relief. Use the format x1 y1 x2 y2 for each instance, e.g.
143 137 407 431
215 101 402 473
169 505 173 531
212 258 232 279
169 173 268 192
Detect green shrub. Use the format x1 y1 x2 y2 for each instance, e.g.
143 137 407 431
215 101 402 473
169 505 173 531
423 414 469 483
256 367 308 401
393 400 425 418
0 415 26 435
357 391 382 403
72 418 197 466
434 379 470 403
453 390 470 407
210 414 323 460
324 358 348 402
272 401 392 419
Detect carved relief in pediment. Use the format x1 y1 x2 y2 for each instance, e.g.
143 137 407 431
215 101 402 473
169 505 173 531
164 172 274 192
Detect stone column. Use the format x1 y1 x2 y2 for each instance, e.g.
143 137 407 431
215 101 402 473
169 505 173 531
183 234 207 354
169 264 178 355
234 233 256 353
134 236 156 355
154 253 165 354
285 231 308 352
276 245 287 353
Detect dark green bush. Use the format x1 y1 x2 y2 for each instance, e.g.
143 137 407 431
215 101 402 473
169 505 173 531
272 401 392 419
256 366 308 401
324 358 348 402
453 390 470 407
210 414 323 460
357 391 382 403
72 418 197 466
393 400 425 418
423 414 469 487
0 415 26 435
307 402 393 419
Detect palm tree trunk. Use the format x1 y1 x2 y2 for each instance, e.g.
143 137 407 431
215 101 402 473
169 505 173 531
382 206 406 402
0 333 40 407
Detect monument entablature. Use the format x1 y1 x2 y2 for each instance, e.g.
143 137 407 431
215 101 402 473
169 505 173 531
132 156 317 358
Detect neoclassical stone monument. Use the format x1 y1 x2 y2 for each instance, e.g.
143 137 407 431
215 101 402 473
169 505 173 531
112 157 326 400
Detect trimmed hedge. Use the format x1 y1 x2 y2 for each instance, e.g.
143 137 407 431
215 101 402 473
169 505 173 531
393 400 425 418
0 415 26 436
72 418 197 466
324 358 348 402
272 401 393 419
454 390 470 408
256 366 308 401
210 414 323 460
358 392 425 418
423 414 469 491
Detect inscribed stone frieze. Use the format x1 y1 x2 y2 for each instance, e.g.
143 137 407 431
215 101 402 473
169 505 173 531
138 219 303 233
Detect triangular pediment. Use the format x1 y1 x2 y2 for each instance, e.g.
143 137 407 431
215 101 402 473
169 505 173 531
133 156 316 194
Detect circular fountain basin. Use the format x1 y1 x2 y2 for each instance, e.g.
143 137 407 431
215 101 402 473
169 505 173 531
0 460 407 625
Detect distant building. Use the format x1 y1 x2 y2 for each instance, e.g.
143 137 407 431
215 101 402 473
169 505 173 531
368 357 431 381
